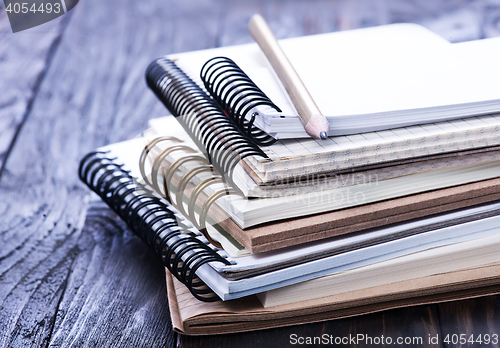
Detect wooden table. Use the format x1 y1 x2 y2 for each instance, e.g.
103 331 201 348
2 0 500 346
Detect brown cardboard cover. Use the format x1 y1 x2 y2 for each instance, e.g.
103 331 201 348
217 178 500 253
166 263 500 335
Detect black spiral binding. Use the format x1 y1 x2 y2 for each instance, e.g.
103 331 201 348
200 57 280 146
145 57 272 191
79 151 231 302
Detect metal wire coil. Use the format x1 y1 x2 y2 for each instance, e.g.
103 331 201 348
79 151 230 301
201 56 280 146
145 57 272 190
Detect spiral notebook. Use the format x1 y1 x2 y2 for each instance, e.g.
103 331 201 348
143 115 500 230
80 137 500 302
80 23 500 305
147 115 500 198
146 29 500 185
163 27 500 140
77 142 500 330
144 115 500 252
168 263 500 335
161 23 455 141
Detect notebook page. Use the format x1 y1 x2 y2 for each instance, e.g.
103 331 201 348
248 26 453 119
250 36 500 137
167 263 500 335
224 160 500 227
282 36 500 117
248 114 500 181
168 263 500 333
169 23 450 133
259 234 500 307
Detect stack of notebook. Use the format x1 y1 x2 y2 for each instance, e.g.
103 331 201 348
79 23 500 335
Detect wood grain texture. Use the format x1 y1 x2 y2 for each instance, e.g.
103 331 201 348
0 0 221 346
178 305 442 348
1 0 500 347
437 295 500 348
0 3 67 172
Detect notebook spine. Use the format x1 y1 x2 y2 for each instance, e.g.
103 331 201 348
79 151 231 302
200 56 280 146
145 58 271 188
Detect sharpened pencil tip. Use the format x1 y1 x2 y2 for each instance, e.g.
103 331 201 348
305 114 330 140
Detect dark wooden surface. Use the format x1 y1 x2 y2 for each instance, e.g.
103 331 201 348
2 0 500 347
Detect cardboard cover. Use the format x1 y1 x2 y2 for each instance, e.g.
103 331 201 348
166 263 500 335
217 178 500 253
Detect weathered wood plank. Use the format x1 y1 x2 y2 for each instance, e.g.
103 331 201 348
46 203 174 348
1 0 500 347
177 305 442 348
0 201 174 347
481 1 500 38
0 3 67 173
0 0 222 346
437 296 500 347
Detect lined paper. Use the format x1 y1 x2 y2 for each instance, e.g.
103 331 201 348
248 114 500 181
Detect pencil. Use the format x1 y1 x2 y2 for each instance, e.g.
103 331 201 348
248 14 330 140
